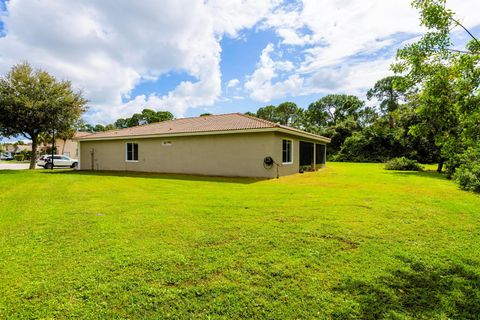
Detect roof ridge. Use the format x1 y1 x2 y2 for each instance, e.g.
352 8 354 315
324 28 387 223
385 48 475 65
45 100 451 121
237 112 279 127
81 113 253 138
89 113 243 136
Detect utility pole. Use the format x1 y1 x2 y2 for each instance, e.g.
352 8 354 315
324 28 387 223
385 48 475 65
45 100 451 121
51 127 55 170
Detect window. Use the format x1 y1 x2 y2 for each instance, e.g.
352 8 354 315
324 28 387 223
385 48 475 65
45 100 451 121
282 139 292 164
126 143 139 161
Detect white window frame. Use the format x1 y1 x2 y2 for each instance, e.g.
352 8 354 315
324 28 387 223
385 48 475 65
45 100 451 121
125 142 139 162
282 139 293 165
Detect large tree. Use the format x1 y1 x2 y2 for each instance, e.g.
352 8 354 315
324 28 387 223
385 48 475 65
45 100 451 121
307 94 366 128
255 102 303 127
0 63 87 169
392 0 480 173
155 111 174 122
126 109 174 127
367 76 407 128
114 118 128 129
275 102 303 126
256 105 278 123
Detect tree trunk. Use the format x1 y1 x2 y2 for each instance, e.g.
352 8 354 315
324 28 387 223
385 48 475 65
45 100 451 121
29 134 38 170
388 115 395 129
437 159 444 173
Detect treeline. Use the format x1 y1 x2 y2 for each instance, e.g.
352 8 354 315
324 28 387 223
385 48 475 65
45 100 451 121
81 110 218 133
79 109 175 132
245 79 439 166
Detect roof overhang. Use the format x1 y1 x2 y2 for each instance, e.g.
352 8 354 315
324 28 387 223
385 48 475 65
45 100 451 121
76 127 331 143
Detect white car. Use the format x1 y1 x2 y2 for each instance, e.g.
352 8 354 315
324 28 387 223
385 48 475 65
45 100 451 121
37 155 78 169
0 153 14 160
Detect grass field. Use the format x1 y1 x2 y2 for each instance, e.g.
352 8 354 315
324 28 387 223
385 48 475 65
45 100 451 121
1 163 479 319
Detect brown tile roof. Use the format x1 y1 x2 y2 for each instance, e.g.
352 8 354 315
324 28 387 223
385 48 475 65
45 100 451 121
74 131 92 138
77 113 330 142
5 144 32 153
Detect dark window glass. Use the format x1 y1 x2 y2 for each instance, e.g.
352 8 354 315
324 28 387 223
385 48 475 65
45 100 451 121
315 144 326 164
133 143 138 160
126 143 138 161
299 141 314 166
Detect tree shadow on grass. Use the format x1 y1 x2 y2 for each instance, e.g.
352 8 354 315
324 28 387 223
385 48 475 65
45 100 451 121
335 257 480 319
0 170 25 174
389 170 448 181
39 169 265 185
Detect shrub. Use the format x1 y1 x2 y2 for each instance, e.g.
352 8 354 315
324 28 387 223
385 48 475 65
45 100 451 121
14 154 24 161
20 150 32 160
385 157 423 171
453 148 480 192
336 125 405 163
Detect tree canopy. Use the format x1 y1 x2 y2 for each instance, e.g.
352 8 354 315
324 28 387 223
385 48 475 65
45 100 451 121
393 0 480 174
256 102 302 126
0 62 87 169
307 94 366 128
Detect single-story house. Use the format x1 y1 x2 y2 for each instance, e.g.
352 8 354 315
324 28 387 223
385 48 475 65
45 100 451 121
5 144 32 154
75 113 330 178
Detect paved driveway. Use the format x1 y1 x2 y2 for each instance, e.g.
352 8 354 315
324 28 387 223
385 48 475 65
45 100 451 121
0 163 41 170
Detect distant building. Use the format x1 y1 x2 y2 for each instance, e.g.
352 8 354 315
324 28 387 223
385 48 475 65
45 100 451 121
54 132 91 158
5 144 32 155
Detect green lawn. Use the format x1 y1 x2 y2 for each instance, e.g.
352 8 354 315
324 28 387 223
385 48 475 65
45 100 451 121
1 163 479 319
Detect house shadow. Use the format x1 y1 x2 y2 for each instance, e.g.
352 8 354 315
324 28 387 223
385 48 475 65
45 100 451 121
334 256 480 319
390 170 448 181
39 169 265 185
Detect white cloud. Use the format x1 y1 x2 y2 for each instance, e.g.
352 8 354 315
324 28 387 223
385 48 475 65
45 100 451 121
246 0 480 103
244 43 300 101
1 0 479 121
226 78 240 88
303 57 394 97
207 0 281 37
0 0 278 123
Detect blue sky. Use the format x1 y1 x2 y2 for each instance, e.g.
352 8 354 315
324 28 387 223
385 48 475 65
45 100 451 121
0 0 479 129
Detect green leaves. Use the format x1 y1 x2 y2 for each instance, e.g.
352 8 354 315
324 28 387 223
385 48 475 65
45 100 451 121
0 62 87 137
412 0 453 30
256 102 303 127
393 0 480 185
0 62 87 168
307 94 366 128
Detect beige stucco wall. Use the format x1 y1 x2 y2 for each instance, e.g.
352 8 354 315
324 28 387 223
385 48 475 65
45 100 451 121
79 132 281 178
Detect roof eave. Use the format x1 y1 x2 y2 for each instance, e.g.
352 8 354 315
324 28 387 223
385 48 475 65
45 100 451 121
76 127 331 143
76 128 276 141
